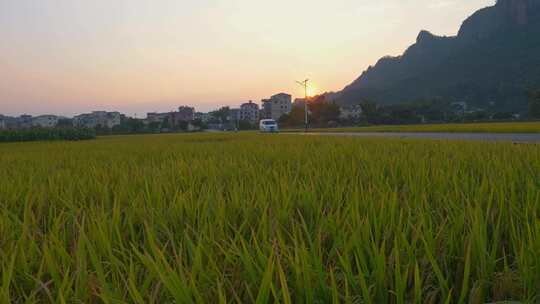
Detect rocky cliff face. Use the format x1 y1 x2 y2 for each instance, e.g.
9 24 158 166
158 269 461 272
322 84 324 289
458 0 540 40
337 0 540 111
501 0 540 23
506 0 533 24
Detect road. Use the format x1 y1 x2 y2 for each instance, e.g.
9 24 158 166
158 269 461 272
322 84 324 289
295 132 540 143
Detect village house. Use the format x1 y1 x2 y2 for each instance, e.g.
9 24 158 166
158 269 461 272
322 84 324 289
169 106 195 126
340 104 364 121
146 106 195 129
74 111 121 128
32 115 60 128
240 101 259 124
261 93 292 120
146 112 170 124
14 115 33 129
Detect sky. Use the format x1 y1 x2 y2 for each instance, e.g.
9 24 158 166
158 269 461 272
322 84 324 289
0 0 494 117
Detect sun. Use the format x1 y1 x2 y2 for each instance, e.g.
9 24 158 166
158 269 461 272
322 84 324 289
306 86 318 97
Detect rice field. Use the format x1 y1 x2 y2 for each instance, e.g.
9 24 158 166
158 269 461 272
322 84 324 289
286 121 540 133
1 133 540 303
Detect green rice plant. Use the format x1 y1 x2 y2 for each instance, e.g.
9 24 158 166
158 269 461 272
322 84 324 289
0 133 539 303
285 121 540 133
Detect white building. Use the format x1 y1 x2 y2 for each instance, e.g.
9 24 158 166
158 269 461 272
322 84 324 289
106 112 121 128
240 101 259 123
74 111 121 128
15 115 33 129
262 93 292 120
340 105 363 121
146 112 169 124
0 115 8 129
32 115 60 128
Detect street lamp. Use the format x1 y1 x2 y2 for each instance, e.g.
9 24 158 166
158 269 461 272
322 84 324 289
296 79 309 132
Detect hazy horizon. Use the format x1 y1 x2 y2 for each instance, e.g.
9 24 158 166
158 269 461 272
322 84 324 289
1 0 494 117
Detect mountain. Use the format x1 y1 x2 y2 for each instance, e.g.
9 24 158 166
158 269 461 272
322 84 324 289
336 0 540 112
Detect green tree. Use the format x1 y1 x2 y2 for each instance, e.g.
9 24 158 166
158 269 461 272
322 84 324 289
281 107 306 126
95 124 111 135
116 118 145 133
359 100 377 117
176 121 189 131
316 102 340 123
211 107 230 123
56 118 73 128
529 90 540 119
147 121 162 132
238 120 254 130
191 119 207 130
307 95 341 125
492 112 514 120
357 100 380 124
161 117 171 130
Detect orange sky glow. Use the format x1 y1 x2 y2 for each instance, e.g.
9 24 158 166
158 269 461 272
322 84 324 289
0 0 494 116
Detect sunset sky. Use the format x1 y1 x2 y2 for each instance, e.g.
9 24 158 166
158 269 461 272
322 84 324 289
0 0 493 117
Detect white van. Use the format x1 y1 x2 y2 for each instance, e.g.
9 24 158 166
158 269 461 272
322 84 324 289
259 119 279 133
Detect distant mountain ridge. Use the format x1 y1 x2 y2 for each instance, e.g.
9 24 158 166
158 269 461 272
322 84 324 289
336 0 540 112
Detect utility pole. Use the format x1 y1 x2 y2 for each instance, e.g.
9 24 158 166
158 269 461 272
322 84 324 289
296 79 309 132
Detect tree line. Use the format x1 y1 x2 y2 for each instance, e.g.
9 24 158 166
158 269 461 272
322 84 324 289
0 127 96 143
530 89 540 118
59 117 208 136
280 89 540 128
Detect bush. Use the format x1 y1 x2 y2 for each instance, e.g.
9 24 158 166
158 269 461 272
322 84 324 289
0 128 96 143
